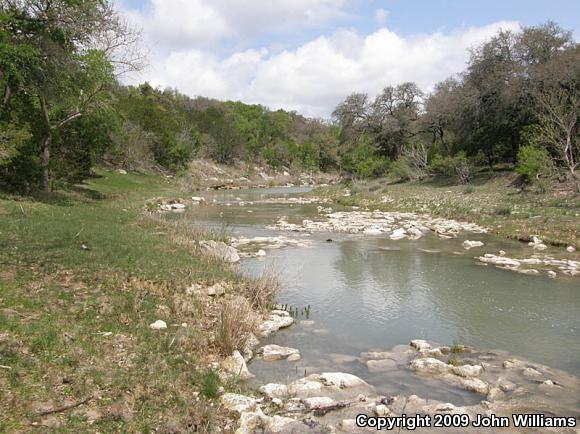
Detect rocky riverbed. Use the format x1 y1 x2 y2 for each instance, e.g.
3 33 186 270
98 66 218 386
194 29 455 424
265 208 579 278
222 335 580 433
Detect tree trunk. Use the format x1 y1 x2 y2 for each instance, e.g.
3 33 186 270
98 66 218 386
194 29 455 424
41 135 51 192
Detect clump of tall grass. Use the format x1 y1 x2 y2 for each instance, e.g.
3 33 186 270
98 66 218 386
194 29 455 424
215 297 259 356
244 268 280 312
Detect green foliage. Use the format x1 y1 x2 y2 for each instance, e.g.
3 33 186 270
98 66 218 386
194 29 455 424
430 152 472 184
516 145 552 184
192 370 221 399
341 137 389 178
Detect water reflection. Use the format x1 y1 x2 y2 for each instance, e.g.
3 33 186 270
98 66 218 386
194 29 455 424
177 187 580 389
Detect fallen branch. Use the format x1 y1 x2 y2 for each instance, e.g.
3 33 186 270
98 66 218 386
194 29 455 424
37 395 94 416
0 365 12 370
275 399 354 417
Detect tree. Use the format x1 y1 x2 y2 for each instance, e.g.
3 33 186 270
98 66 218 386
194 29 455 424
530 46 580 190
332 92 369 144
368 82 423 159
1 0 142 191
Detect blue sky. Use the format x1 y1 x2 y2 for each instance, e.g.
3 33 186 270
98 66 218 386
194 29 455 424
119 0 579 117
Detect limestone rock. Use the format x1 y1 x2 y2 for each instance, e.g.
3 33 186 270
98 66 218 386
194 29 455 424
410 358 453 375
207 282 226 296
452 364 483 378
149 320 167 330
259 383 289 399
410 339 431 352
366 358 397 372
318 372 369 388
259 344 301 361
302 396 335 409
463 240 484 250
199 240 240 263
222 350 254 380
258 312 294 337
220 393 257 414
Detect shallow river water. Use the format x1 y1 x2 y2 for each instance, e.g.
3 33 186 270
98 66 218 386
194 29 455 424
178 187 580 406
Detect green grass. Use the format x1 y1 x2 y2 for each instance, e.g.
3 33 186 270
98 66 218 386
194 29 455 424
314 171 580 247
0 169 251 432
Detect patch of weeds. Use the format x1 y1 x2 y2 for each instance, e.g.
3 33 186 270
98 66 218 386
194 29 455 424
494 205 512 216
192 370 221 399
30 325 59 354
463 185 475 194
451 342 465 354
448 356 460 366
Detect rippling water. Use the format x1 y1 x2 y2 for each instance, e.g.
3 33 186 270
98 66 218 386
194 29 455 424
175 186 580 401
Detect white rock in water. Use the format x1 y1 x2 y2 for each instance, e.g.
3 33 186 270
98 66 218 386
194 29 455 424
220 393 257 414
410 358 453 374
533 243 548 251
259 383 289 399
191 196 205 203
389 228 407 240
566 245 576 252
302 396 335 409
462 240 484 250
318 372 369 388
260 344 301 361
547 270 557 278
256 249 267 257
287 379 323 397
367 358 397 372
410 339 432 352
222 350 254 380
456 377 489 395
478 254 520 267
149 320 167 330
258 313 294 337
452 364 483 378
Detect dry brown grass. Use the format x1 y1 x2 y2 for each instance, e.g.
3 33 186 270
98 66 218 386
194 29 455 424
215 297 259 356
243 268 280 312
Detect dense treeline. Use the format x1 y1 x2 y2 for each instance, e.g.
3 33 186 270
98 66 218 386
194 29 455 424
1 1 578 193
111 84 340 173
333 22 580 190
0 0 341 192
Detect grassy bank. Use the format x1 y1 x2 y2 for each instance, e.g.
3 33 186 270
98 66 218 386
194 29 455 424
314 171 580 248
0 170 263 432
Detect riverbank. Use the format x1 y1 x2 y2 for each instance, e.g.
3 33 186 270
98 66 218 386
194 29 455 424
179 159 339 191
0 169 280 432
312 171 580 248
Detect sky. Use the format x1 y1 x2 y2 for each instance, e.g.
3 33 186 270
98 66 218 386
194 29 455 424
118 0 580 118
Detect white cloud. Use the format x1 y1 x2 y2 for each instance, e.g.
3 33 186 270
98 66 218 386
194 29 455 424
375 8 389 26
122 1 520 118
125 0 351 47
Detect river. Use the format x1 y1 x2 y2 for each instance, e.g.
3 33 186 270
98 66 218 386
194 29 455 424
175 186 580 407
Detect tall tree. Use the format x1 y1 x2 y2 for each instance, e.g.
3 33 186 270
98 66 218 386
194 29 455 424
1 0 142 191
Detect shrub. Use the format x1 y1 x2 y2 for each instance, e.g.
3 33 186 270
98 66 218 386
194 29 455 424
515 145 552 185
341 139 389 179
430 152 472 184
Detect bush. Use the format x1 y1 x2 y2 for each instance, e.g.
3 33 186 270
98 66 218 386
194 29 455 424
341 139 389 179
516 145 551 184
391 156 425 181
430 152 472 184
